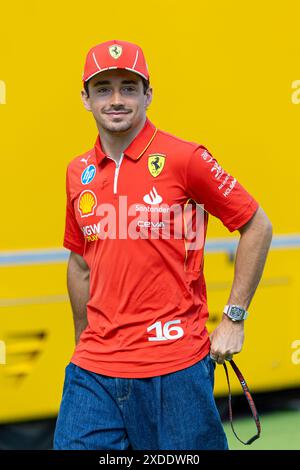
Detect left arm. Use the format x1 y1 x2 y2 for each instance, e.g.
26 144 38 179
209 206 273 364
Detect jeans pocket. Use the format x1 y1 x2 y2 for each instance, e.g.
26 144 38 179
201 354 215 386
201 354 210 376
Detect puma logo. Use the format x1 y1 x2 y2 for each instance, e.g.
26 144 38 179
80 155 92 166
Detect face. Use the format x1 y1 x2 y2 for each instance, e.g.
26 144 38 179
81 69 153 134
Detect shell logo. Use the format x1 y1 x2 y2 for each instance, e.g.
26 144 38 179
78 190 97 218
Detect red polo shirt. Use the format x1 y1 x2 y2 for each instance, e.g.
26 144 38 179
64 117 259 378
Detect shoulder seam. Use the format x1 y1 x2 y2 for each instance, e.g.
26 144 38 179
156 128 199 148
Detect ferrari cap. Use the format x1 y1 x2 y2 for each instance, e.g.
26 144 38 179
82 39 149 84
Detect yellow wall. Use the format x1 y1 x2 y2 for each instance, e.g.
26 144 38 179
0 1 300 421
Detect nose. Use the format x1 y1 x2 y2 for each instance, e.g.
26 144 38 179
110 89 124 107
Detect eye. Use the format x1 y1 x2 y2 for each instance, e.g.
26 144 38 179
123 86 136 93
97 88 110 94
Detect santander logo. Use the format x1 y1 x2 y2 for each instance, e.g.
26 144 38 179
143 187 163 205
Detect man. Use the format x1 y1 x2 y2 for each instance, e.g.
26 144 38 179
53 39 272 450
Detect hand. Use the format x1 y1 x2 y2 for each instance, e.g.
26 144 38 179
209 314 245 364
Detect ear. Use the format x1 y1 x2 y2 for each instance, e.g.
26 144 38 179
145 86 153 110
81 89 92 112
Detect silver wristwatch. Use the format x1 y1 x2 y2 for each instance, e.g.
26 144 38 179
223 304 249 321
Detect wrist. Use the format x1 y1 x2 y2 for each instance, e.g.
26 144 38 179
222 312 244 325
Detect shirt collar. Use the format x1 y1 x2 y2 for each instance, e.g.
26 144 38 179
94 118 157 165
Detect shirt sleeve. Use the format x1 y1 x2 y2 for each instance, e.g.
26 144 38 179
186 145 259 232
63 168 85 256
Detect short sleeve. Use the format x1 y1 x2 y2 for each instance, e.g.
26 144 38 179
186 145 259 232
63 168 85 256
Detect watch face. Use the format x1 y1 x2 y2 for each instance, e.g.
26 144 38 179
230 306 243 320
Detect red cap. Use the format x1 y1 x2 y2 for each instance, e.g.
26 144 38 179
82 40 149 85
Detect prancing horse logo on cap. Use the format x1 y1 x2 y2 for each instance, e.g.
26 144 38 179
109 45 122 59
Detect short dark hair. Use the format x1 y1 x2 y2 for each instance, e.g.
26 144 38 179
84 76 150 97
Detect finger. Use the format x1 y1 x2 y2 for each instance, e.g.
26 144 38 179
210 353 218 362
216 355 225 365
225 354 233 361
211 353 225 364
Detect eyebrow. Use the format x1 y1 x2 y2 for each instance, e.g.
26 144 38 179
91 79 138 87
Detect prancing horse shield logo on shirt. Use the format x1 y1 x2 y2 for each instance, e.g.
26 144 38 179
109 45 123 59
148 154 166 177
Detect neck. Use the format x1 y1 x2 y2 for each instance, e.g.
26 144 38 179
97 116 147 164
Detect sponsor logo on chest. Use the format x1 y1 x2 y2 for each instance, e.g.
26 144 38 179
148 154 166 177
81 164 96 185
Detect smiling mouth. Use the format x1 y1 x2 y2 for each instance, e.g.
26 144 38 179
105 111 130 115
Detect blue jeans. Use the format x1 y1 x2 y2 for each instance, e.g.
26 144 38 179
53 354 228 450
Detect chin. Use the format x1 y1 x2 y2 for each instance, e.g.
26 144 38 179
103 120 133 133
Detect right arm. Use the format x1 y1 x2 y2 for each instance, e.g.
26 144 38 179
67 251 90 345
